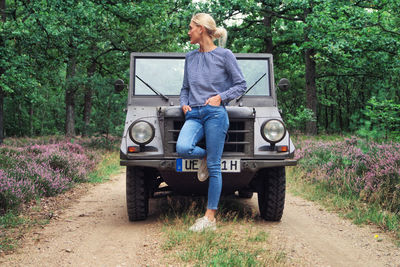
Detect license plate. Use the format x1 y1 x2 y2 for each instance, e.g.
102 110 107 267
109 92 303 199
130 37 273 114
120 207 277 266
176 158 241 173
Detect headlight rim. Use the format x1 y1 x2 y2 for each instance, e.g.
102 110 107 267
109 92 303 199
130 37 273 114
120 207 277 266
260 119 286 144
128 120 155 145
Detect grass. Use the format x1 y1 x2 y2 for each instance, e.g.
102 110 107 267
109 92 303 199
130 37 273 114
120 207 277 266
158 196 288 266
87 151 123 183
287 167 400 244
0 211 28 228
0 211 31 253
0 236 19 252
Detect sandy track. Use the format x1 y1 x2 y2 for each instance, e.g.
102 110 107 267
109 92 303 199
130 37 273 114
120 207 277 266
255 194 400 266
1 170 400 267
1 170 164 267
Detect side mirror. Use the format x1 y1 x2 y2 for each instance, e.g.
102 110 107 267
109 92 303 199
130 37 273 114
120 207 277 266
114 79 126 93
277 78 290 91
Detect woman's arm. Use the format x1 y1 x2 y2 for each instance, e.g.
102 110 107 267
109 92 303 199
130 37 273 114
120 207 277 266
180 57 193 114
218 50 247 104
180 57 190 107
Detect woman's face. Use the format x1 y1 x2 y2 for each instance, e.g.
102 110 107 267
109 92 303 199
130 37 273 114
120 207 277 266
188 21 202 44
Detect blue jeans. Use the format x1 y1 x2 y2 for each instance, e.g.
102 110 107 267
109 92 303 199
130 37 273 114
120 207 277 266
176 105 229 210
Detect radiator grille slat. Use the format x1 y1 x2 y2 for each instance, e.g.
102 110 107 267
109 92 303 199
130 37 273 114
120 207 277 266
164 119 253 156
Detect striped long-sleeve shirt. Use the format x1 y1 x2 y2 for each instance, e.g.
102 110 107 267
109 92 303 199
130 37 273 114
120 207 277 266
179 47 247 107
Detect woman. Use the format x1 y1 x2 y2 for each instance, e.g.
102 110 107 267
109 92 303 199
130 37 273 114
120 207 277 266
176 13 246 232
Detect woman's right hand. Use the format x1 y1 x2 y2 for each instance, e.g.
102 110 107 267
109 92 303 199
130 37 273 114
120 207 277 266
182 105 192 114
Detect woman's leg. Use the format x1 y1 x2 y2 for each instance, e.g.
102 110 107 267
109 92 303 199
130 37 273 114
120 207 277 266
187 106 228 231
176 111 206 159
203 105 229 213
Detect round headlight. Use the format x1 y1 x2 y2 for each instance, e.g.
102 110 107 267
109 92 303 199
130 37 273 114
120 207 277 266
129 120 155 145
261 119 286 144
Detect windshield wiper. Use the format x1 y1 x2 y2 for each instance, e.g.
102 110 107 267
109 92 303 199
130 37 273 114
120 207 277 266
135 75 169 101
236 73 267 102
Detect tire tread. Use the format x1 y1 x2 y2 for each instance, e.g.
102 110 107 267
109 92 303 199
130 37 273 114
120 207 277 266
126 167 149 221
257 167 286 221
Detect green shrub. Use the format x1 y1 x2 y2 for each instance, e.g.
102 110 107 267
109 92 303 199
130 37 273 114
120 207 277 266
357 97 400 141
284 105 316 132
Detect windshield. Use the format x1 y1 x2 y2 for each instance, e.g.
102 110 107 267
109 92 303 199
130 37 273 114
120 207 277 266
134 57 271 96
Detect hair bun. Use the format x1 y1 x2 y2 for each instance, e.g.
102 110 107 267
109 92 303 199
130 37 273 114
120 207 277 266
214 27 227 47
214 27 226 38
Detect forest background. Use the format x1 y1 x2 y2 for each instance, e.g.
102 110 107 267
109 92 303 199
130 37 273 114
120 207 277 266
1 0 400 257
0 0 399 142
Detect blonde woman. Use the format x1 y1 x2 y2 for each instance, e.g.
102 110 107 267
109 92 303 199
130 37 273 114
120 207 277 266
176 13 247 231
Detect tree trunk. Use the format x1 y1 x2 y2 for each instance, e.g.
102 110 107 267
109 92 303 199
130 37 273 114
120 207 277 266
360 77 365 107
330 104 334 131
304 49 317 134
82 60 96 137
304 5 317 135
29 102 34 136
262 11 273 54
65 51 77 137
345 82 350 130
324 86 329 131
0 0 4 22
337 78 343 131
0 91 3 144
0 0 6 144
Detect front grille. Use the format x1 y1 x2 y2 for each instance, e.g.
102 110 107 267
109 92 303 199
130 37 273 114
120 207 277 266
164 119 253 156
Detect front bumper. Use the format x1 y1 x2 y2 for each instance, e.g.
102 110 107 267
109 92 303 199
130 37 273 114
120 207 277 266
120 158 297 172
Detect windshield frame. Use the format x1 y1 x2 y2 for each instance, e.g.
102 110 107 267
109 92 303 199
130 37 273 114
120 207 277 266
129 52 276 106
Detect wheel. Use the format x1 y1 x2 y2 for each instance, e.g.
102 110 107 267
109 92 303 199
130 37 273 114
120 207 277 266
126 166 149 221
256 167 286 221
238 190 254 198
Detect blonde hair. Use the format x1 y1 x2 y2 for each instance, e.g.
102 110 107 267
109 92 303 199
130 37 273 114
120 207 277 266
191 13 227 47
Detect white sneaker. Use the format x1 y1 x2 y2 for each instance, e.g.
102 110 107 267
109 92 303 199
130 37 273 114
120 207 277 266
189 216 217 232
197 158 209 182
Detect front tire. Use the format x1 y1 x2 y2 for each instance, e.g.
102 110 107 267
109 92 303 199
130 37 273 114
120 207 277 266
126 167 149 221
256 167 286 221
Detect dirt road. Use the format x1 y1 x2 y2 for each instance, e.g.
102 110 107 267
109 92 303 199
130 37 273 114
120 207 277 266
1 170 400 267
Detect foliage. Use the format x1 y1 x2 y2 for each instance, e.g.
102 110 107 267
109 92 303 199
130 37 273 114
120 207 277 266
78 135 120 150
357 97 400 141
87 150 121 183
0 0 196 139
208 0 400 136
0 140 96 213
284 105 316 132
294 137 400 213
291 136 400 238
0 139 121 254
1 1 400 139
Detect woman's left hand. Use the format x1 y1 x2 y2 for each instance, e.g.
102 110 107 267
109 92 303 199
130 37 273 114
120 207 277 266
205 94 222 106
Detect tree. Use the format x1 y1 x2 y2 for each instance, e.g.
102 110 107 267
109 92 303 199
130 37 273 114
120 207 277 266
0 0 6 144
1 0 399 139
303 1 317 134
